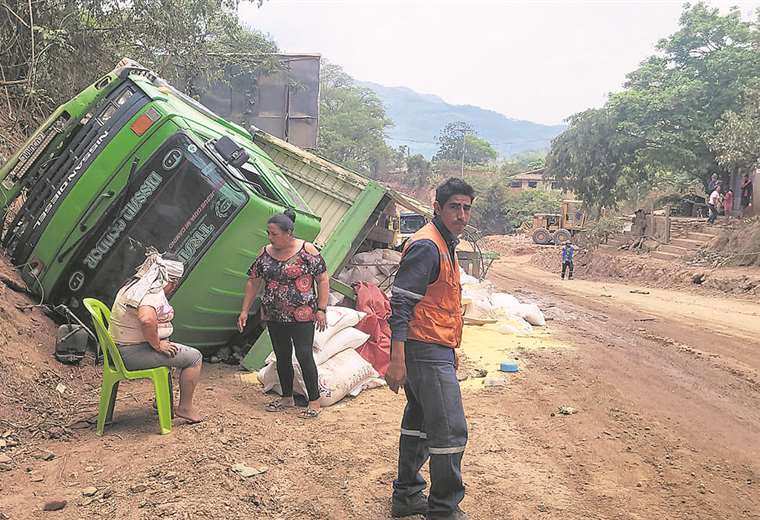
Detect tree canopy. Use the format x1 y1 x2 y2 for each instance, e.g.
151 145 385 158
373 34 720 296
1 0 278 128
433 122 498 166
317 63 395 177
546 2 760 210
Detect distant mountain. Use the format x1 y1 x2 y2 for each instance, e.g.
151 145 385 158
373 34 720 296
357 81 566 159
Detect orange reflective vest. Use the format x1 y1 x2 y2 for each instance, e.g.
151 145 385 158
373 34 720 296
403 222 463 348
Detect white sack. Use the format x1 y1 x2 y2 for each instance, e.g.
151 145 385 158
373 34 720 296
459 268 479 286
257 349 379 407
464 298 500 320
317 349 379 407
517 303 546 326
313 307 366 351
316 327 369 364
264 326 369 367
352 250 384 265
381 249 402 263
497 317 533 335
491 292 522 316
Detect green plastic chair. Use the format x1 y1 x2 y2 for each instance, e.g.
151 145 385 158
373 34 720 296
82 298 173 435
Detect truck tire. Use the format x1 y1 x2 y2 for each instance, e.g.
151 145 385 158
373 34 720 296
553 229 572 244
532 228 551 245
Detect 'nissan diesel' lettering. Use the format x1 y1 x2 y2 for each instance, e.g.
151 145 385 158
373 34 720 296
33 129 111 230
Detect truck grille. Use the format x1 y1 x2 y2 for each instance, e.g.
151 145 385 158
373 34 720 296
2 82 149 264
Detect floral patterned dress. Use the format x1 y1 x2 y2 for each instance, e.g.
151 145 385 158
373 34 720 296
249 242 327 322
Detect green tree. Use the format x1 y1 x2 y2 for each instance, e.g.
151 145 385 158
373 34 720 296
470 181 509 235
1 0 278 128
470 180 563 235
611 2 759 185
710 82 760 172
406 154 432 188
503 190 563 231
433 122 498 166
317 62 394 177
545 108 639 212
546 2 760 209
501 150 546 175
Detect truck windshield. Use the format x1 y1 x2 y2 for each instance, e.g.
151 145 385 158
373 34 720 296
53 132 247 306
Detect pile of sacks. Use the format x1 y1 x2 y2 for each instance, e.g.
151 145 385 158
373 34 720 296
460 270 545 335
257 307 384 407
336 249 402 287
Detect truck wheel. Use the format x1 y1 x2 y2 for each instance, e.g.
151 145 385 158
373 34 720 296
532 228 551 245
553 229 572 244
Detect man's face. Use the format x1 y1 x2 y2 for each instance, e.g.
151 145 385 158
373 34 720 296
434 194 473 237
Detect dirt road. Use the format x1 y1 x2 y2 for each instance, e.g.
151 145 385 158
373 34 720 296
1 254 758 519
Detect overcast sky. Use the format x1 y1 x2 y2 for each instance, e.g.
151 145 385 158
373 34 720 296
239 0 760 125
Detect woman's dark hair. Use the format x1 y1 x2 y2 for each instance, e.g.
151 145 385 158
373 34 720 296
267 208 296 233
435 177 475 206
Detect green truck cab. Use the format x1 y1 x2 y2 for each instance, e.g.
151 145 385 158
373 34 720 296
0 61 319 351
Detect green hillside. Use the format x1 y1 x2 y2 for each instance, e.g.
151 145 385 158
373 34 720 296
358 81 566 158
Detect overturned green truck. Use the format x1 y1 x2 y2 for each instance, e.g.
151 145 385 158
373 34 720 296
0 60 446 363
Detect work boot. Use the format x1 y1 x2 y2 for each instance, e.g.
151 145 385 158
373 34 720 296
426 508 468 520
392 492 428 517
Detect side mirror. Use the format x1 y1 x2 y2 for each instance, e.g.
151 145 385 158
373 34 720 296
214 136 249 168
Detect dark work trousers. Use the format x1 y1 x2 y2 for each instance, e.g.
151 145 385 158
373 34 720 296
267 321 319 402
392 340 468 516
708 203 718 224
561 260 574 279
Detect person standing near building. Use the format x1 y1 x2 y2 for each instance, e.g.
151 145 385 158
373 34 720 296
741 173 753 213
708 184 721 224
561 241 575 280
386 178 474 520
723 188 734 219
707 173 719 194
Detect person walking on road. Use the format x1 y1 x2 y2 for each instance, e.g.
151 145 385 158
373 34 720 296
708 184 721 225
561 241 575 280
386 177 473 520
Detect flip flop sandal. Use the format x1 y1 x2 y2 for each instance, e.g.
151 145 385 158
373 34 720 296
265 399 290 412
299 408 320 419
175 413 203 425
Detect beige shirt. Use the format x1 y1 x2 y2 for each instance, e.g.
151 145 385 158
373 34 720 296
110 285 174 345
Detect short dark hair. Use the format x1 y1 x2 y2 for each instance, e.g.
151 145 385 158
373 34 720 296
435 177 475 207
267 208 296 233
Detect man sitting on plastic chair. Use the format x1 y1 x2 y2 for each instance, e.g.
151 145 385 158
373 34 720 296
109 251 203 424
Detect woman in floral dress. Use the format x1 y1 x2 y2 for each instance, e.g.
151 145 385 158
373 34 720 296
238 209 329 418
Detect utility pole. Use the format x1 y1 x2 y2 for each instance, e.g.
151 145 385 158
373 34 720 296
460 126 467 177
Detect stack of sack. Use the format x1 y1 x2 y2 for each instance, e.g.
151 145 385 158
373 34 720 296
257 307 384 407
460 269 546 335
336 249 402 288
